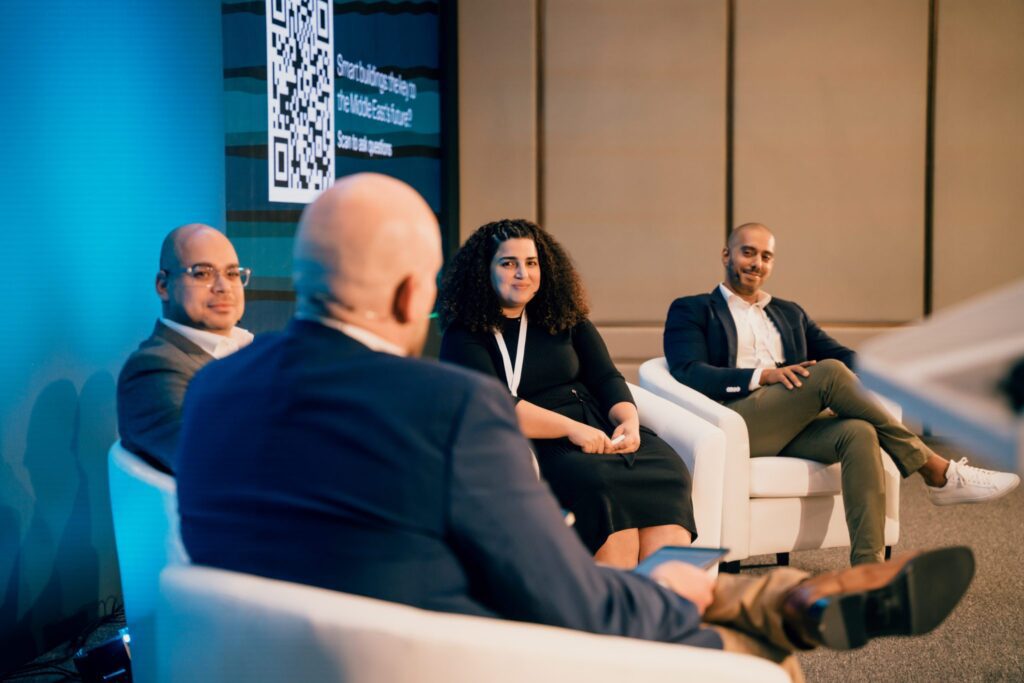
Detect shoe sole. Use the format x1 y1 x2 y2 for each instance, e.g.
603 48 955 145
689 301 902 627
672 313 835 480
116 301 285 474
815 546 975 650
930 477 1020 506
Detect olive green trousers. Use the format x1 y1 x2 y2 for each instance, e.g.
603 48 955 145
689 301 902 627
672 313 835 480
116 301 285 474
726 359 932 566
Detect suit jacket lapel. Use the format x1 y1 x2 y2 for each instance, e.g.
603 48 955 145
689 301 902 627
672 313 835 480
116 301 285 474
765 303 796 364
710 288 739 367
153 320 214 366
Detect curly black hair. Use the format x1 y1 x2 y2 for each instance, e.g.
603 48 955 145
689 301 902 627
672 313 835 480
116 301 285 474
438 218 589 334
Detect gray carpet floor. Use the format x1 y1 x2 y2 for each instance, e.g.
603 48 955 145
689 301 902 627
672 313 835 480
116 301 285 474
758 439 1024 682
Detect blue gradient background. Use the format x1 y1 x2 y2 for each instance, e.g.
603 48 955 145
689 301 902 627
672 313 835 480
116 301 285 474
0 1 224 671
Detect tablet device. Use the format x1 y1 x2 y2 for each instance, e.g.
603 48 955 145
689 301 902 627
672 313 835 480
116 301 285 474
634 546 729 575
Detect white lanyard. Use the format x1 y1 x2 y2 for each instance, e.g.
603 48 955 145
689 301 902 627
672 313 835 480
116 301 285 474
494 310 528 397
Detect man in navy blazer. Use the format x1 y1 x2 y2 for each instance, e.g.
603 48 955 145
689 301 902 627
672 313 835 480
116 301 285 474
176 181 975 676
665 223 1019 565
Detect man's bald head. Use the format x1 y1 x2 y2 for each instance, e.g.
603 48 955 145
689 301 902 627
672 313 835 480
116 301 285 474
293 173 441 354
727 222 773 250
160 223 218 271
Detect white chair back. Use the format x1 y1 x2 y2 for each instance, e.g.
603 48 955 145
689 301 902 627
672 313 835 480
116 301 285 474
157 564 788 683
108 441 187 683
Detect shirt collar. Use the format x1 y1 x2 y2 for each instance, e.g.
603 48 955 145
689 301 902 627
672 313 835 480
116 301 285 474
296 313 407 357
718 282 772 309
160 318 254 359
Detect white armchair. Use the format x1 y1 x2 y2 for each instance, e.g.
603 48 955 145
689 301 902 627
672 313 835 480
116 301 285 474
157 564 788 683
108 441 188 683
639 358 900 569
628 382 726 565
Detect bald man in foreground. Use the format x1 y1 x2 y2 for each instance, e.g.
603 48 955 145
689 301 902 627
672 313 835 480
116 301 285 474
176 176 975 680
664 223 1019 566
117 224 253 473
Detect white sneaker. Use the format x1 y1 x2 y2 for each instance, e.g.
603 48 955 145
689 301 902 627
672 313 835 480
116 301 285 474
927 457 1021 506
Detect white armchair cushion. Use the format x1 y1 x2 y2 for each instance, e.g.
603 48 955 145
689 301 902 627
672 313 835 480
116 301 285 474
748 458 843 498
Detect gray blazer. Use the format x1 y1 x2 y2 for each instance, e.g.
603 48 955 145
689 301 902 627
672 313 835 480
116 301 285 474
117 321 213 473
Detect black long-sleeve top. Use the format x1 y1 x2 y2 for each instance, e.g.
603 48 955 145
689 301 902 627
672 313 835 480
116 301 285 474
440 318 633 430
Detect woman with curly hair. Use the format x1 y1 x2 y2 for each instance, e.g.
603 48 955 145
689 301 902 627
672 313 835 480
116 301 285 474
438 219 696 569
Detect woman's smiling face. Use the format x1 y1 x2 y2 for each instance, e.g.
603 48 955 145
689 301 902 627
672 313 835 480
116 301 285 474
490 237 540 317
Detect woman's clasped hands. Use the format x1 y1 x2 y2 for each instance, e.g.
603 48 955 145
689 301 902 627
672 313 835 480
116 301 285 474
566 419 640 454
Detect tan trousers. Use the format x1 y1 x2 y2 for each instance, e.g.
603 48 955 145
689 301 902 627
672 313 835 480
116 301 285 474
726 359 934 565
705 569 811 683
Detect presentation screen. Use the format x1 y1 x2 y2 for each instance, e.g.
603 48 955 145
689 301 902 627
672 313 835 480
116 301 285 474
222 0 454 317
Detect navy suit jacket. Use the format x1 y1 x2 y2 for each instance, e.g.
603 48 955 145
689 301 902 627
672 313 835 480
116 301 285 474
664 288 855 402
177 319 720 648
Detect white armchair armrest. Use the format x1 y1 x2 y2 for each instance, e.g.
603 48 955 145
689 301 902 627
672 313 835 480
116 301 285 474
638 360 752 562
628 382 726 558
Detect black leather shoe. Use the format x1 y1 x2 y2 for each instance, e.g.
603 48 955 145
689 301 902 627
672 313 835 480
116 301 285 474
782 546 975 650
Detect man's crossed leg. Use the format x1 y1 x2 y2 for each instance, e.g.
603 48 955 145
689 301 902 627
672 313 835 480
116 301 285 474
700 546 975 681
728 359 1019 564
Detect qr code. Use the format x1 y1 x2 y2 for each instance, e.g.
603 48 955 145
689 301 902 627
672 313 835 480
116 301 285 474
266 0 334 203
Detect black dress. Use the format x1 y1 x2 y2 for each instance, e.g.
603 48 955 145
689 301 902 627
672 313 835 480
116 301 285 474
440 317 696 553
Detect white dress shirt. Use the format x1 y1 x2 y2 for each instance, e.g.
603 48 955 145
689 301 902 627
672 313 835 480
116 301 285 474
718 283 784 391
160 318 254 360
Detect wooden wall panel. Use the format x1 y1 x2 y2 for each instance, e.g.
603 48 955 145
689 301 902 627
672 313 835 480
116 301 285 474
933 0 1024 310
733 0 929 323
543 0 728 324
458 1 1024 369
458 0 538 240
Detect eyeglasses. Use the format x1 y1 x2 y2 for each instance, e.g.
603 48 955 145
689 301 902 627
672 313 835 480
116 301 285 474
162 264 252 288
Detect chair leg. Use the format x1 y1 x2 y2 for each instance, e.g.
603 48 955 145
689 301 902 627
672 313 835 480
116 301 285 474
776 552 790 567
719 560 741 574
885 545 892 560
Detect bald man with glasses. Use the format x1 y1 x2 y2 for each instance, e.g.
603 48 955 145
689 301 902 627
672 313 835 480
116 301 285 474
117 224 254 473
